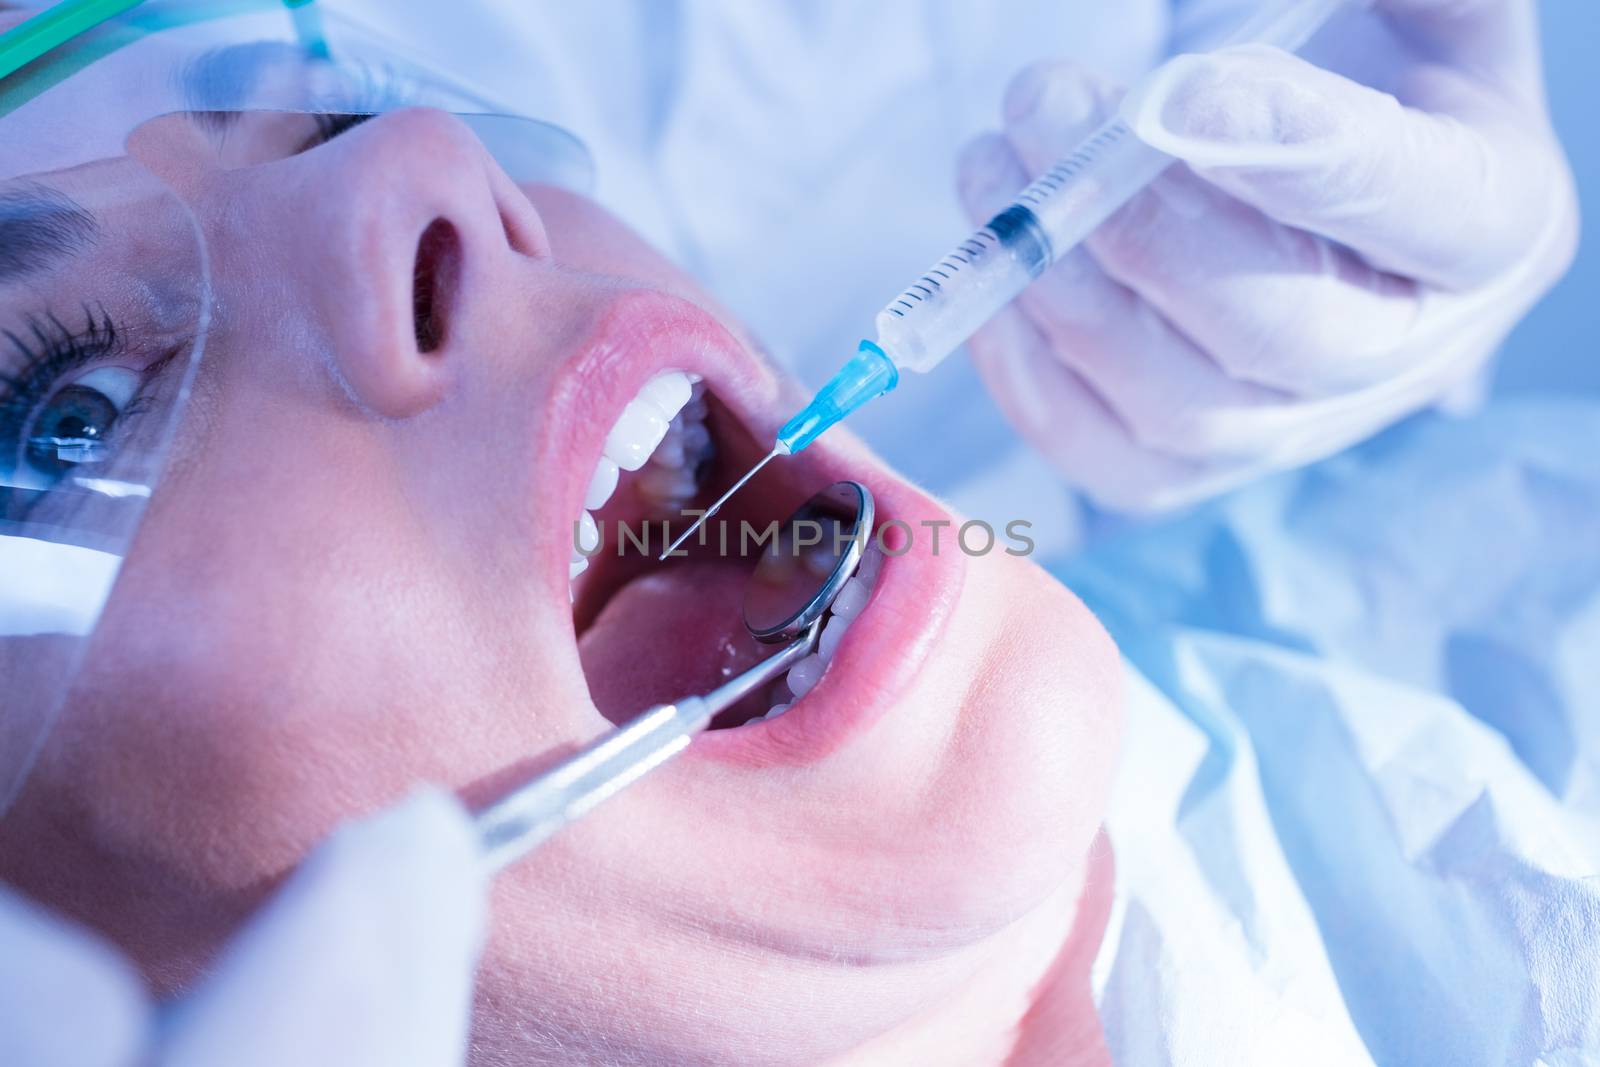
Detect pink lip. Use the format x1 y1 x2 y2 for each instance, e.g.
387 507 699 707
539 287 967 766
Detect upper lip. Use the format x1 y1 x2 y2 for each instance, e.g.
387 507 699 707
537 287 966 765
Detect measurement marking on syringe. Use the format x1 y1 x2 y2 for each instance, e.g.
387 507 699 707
886 222 1010 317
1019 123 1134 206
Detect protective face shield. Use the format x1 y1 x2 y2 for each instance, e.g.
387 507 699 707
0 0 594 814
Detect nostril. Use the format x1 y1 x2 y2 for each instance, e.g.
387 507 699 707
413 218 460 353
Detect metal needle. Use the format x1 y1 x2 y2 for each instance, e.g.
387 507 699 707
658 446 780 560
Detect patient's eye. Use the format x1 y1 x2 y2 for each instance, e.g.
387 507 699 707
24 366 141 478
0 312 156 490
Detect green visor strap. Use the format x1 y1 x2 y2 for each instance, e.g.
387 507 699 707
0 0 148 82
0 0 330 114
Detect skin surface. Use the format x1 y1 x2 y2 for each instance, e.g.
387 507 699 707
0 34 1124 1061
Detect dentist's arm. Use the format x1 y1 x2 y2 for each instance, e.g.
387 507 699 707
959 0 1577 513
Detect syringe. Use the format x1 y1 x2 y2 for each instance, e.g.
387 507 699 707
662 0 1358 559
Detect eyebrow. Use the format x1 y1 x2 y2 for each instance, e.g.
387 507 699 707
180 40 305 112
0 184 97 283
175 42 315 146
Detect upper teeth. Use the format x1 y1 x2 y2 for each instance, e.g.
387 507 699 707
602 374 690 472
571 370 712 581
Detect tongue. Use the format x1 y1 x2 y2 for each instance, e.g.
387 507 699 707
578 560 771 724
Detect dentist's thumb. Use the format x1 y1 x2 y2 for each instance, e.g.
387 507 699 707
1120 42 1571 290
157 787 488 1067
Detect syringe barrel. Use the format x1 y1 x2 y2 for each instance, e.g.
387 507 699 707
1017 118 1173 258
874 206 1046 372
875 117 1172 375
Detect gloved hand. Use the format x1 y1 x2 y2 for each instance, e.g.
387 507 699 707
0 787 487 1067
958 0 1578 513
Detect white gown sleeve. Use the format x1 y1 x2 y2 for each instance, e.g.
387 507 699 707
1080 400 1600 1064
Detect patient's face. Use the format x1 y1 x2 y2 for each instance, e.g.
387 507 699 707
0 102 1122 1063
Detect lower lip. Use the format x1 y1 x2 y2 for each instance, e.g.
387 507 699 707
686 474 966 767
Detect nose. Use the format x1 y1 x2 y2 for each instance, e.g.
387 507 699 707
263 108 550 418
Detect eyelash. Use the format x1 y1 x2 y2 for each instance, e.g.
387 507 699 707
0 308 164 460
303 111 376 152
0 307 120 420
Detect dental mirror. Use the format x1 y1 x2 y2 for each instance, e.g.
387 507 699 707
744 481 874 644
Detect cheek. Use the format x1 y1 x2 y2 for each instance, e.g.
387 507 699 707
849 550 1123 918
9 426 577 896
961 550 1123 827
37 539 450 887
527 186 751 339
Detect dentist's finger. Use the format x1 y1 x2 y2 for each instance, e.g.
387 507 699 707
1122 44 1569 290
1379 0 1543 100
157 787 487 1067
1081 167 1424 395
987 67 1368 405
966 304 1221 515
1010 246 1297 456
0 887 149 1067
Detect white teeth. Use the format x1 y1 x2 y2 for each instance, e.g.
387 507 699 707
856 545 884 586
829 576 870 620
604 398 671 472
574 511 600 557
653 421 688 468
636 372 694 419
636 381 715 512
585 457 620 511
601 370 698 472
570 370 712 596
679 419 711 456
818 615 851 660
785 654 825 699
567 366 893 731
636 460 699 501
763 546 884 719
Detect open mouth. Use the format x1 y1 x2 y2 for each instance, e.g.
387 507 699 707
569 369 886 732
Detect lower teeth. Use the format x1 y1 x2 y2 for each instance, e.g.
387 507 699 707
761 544 883 722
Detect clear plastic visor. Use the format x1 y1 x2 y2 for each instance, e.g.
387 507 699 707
0 0 592 813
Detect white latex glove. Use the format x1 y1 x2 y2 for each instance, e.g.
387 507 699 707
958 0 1578 513
0 787 487 1067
